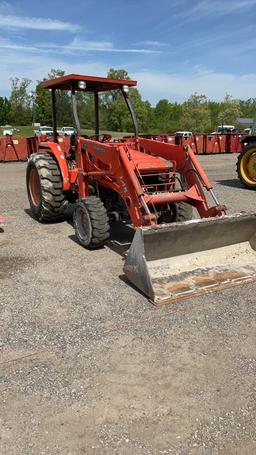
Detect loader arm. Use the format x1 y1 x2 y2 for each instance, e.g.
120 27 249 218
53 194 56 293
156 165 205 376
138 138 226 218
78 138 151 226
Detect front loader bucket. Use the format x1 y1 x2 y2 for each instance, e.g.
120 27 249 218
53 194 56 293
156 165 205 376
123 213 256 305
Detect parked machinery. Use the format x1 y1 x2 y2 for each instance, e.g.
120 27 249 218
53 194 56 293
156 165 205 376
26 74 256 304
237 123 256 189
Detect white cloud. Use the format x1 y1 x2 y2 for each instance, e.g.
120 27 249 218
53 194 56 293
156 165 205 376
69 38 113 50
0 1 13 14
0 14 80 31
0 51 109 94
0 36 162 54
0 38 255 105
132 68 256 104
174 0 256 25
193 0 255 15
135 40 168 47
60 37 162 53
0 37 39 51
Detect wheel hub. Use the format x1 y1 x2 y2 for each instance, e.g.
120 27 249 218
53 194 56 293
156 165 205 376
75 206 92 243
248 154 256 180
240 149 256 184
29 168 41 206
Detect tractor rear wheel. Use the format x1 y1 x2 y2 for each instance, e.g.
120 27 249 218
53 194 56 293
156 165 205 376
73 197 110 249
26 152 67 221
236 145 256 189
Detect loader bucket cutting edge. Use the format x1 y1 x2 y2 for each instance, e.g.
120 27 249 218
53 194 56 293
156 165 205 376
123 213 256 305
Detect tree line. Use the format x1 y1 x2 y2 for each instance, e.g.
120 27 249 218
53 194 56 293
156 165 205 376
1 68 255 134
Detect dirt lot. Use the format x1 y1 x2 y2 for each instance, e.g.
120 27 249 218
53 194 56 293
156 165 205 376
0 154 256 455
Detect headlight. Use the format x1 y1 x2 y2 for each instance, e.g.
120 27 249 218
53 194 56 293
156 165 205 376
122 85 129 94
78 80 86 90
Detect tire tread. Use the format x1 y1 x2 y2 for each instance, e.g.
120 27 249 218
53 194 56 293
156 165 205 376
27 151 67 221
73 197 110 249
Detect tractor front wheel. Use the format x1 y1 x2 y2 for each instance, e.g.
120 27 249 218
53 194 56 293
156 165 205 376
174 202 193 221
73 197 110 249
158 202 193 223
236 145 256 189
26 152 68 221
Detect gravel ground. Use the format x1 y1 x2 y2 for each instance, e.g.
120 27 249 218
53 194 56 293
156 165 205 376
0 154 256 455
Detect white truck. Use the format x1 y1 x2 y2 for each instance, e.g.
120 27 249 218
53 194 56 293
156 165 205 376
58 126 76 136
34 126 54 137
175 131 193 138
1 125 20 136
2 128 14 136
216 125 235 134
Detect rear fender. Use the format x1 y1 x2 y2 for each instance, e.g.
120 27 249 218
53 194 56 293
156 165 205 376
38 142 70 190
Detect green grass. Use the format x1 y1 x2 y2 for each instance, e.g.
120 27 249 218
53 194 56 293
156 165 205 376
0 125 34 137
17 125 35 136
1 125 131 138
81 129 130 138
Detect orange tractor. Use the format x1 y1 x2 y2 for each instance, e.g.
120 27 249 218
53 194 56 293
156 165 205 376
26 74 256 304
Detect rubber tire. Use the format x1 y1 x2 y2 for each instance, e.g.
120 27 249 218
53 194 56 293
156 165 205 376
26 152 67 221
73 197 110 249
174 202 193 221
236 145 256 189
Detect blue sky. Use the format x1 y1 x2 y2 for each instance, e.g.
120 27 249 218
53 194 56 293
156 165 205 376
1 0 256 104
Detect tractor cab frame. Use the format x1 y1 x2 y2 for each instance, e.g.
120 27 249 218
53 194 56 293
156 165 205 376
41 74 138 142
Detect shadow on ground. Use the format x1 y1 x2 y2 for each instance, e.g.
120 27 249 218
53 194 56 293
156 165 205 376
68 221 134 259
24 207 71 224
216 179 248 189
108 222 134 258
24 203 134 258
